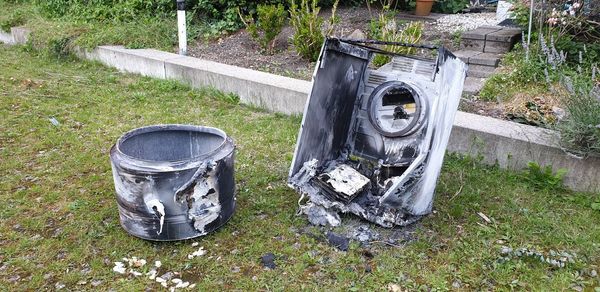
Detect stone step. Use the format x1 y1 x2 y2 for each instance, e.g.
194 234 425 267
455 49 498 78
462 76 486 96
460 25 522 54
454 50 502 67
467 67 496 78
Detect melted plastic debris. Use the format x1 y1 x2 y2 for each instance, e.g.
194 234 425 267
187 169 221 235
187 246 207 259
147 269 158 280
112 256 197 290
319 164 370 201
294 160 423 229
351 225 381 242
126 256 146 268
112 262 126 274
327 232 350 251
300 203 341 226
146 199 165 235
293 216 419 251
260 253 277 269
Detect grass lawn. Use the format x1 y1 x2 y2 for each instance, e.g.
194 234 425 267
0 2 178 53
1 45 599 291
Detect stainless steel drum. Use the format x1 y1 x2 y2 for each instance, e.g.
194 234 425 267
110 124 235 241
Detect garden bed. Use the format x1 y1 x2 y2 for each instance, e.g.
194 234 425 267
188 7 498 81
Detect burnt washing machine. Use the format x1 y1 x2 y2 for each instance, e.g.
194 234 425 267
289 38 467 227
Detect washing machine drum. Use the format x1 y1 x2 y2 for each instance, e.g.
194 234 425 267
367 81 427 137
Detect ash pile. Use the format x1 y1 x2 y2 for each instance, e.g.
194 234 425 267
288 38 467 228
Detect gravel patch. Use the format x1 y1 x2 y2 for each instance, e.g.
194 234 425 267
436 12 500 34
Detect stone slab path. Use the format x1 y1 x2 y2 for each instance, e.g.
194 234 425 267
455 25 522 95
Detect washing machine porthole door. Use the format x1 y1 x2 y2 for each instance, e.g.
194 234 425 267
367 81 426 137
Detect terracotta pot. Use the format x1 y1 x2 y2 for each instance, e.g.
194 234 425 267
415 0 434 16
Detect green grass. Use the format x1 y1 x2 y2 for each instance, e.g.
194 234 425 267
479 45 550 103
1 45 600 290
0 2 178 52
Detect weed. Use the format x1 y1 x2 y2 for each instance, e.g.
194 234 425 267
0 8 25 31
47 36 73 59
592 201 600 211
371 21 423 67
289 0 325 62
365 1 422 67
451 29 463 48
433 0 470 14
198 87 241 105
240 4 287 55
522 162 567 190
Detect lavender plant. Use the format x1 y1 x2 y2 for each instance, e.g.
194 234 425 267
536 34 600 158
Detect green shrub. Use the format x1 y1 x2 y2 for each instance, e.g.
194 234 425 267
509 0 531 28
371 19 423 67
29 0 349 39
433 0 470 14
47 36 73 59
368 1 422 67
556 80 600 158
34 0 174 21
0 8 25 31
479 45 548 101
240 4 287 54
367 0 395 40
195 0 252 36
554 34 600 65
522 162 567 191
289 0 325 62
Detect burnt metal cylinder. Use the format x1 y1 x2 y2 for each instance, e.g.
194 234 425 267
110 124 235 241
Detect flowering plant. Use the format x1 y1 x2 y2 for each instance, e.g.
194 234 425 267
545 1 599 41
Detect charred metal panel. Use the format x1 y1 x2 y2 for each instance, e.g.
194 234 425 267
289 39 467 227
289 39 370 176
110 125 235 241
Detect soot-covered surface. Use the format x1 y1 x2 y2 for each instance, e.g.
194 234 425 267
289 39 467 228
110 125 236 241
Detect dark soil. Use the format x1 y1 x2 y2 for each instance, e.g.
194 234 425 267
459 98 507 120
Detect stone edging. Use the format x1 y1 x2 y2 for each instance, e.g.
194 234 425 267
2 27 598 193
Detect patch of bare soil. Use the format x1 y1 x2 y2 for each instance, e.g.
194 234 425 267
459 99 506 120
189 25 314 81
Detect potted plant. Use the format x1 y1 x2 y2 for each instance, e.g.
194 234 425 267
415 0 435 16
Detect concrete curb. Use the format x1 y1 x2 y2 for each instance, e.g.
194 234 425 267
0 27 30 45
2 27 598 193
77 46 311 115
449 112 600 192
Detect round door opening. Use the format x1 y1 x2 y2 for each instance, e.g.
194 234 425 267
367 81 426 137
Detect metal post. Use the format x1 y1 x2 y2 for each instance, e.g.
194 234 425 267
177 0 187 56
526 0 534 60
